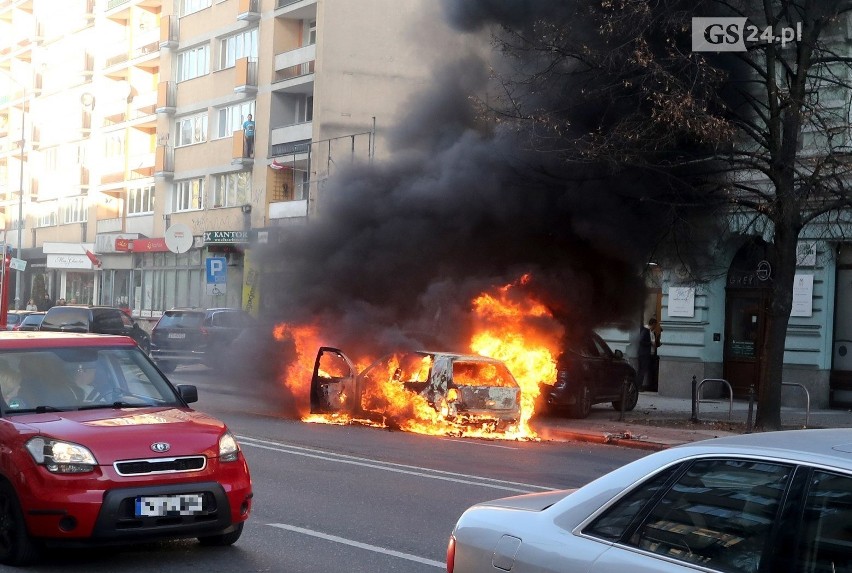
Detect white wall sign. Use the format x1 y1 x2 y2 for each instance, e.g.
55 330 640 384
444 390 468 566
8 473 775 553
46 254 94 270
791 274 814 317
796 241 817 267
667 287 695 318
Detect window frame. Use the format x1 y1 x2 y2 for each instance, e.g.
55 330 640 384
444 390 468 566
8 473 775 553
175 112 208 147
172 178 204 213
176 44 210 82
128 184 155 216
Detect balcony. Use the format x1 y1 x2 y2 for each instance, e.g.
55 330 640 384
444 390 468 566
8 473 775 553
237 0 260 22
159 14 177 50
271 122 312 148
231 130 253 166
156 81 175 114
273 44 315 91
154 145 173 178
269 199 307 220
234 57 258 95
275 0 316 20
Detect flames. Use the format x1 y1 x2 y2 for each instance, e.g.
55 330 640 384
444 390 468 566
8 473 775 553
277 275 564 441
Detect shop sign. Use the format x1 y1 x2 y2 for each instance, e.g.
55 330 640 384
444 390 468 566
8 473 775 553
46 254 94 269
203 230 249 244
131 238 169 252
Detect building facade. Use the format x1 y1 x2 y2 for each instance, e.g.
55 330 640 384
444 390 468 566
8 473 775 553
0 0 449 322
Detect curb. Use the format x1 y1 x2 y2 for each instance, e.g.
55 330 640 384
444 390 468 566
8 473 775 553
541 428 674 451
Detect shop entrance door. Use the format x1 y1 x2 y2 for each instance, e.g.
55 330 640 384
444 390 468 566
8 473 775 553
723 290 768 397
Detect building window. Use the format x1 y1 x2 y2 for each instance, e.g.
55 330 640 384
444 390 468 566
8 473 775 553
37 202 58 228
217 101 255 138
62 196 88 224
212 172 250 208
173 178 204 212
176 112 208 147
308 20 316 45
177 44 210 82
297 95 313 123
128 184 155 215
104 132 125 158
181 0 211 17
220 28 258 69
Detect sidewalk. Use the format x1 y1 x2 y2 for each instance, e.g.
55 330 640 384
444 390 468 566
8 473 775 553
532 391 852 451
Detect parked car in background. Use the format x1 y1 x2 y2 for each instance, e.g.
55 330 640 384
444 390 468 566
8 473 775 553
13 311 44 331
150 308 255 373
311 347 522 430
38 305 150 354
4 311 36 331
538 331 638 418
448 429 852 573
0 332 253 565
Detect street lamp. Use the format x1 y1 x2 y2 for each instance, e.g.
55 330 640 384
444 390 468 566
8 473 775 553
1 71 27 311
15 94 24 310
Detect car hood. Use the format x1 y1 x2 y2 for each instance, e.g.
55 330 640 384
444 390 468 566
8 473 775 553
11 407 226 463
475 489 577 512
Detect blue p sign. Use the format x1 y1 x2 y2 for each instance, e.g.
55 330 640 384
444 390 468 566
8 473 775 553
206 257 227 284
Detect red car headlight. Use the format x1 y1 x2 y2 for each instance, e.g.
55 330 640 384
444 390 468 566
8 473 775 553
219 431 240 462
25 437 97 474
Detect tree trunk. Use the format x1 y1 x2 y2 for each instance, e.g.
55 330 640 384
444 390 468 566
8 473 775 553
754 221 799 431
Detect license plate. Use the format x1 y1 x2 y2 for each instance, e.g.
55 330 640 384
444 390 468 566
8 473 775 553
135 494 203 517
168 332 186 339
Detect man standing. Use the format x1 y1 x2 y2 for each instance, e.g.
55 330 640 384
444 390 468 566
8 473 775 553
242 114 255 158
636 317 658 391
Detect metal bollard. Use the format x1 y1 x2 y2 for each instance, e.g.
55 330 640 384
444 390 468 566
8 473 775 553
746 384 755 433
690 375 698 423
619 376 627 421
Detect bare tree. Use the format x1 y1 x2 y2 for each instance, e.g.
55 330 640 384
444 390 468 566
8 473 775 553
459 0 852 429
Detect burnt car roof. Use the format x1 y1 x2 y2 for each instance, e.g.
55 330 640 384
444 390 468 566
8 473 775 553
414 351 507 363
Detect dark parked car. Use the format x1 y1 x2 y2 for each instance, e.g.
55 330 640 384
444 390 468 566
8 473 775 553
13 311 44 331
4 311 36 331
538 331 638 418
38 305 151 354
150 308 255 373
311 347 522 431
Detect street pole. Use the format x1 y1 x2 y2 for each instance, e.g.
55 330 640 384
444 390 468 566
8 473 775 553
15 102 24 310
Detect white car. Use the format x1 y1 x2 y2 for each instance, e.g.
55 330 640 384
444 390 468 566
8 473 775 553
447 429 852 573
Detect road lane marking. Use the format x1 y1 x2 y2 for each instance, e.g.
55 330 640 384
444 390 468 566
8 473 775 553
237 436 555 493
267 523 444 569
440 438 518 449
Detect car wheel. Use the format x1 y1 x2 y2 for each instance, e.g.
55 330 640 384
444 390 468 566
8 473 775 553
0 481 39 566
569 383 592 419
612 376 639 412
198 523 243 547
158 360 176 373
139 335 151 355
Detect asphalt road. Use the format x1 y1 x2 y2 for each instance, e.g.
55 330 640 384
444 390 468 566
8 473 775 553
9 366 648 573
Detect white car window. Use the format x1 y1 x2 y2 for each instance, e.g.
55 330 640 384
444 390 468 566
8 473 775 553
631 459 791 573
796 470 852 572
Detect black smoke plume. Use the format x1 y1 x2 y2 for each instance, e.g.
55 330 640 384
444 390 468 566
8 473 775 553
242 2 677 397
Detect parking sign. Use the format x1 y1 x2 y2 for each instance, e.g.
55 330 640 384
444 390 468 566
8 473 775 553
205 257 227 284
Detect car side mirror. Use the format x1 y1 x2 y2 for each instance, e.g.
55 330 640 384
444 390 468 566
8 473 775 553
614 349 624 359
177 384 198 404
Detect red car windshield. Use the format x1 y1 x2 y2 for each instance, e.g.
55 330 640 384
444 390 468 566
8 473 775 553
0 347 182 414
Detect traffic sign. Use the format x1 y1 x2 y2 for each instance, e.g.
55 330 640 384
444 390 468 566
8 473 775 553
205 257 227 284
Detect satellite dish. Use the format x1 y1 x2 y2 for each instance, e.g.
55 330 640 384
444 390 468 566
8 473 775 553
164 224 193 254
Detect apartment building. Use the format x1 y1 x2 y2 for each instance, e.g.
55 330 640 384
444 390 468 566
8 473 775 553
0 0 453 325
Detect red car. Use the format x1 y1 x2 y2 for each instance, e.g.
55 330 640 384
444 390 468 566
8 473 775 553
0 332 253 565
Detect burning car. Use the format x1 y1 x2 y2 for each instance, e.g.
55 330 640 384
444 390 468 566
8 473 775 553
310 347 522 431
